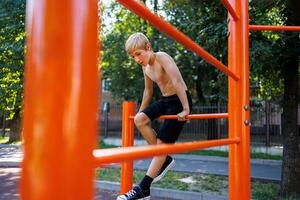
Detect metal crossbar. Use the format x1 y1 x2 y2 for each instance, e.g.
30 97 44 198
221 0 239 20
93 137 240 165
249 25 300 31
129 113 228 120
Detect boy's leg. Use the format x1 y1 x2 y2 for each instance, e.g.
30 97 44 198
134 112 157 145
116 113 156 199
135 114 169 178
145 139 167 178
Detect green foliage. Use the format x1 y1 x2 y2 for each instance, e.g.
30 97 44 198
162 0 229 103
100 2 153 101
100 1 293 103
249 1 287 101
0 0 25 119
100 0 230 103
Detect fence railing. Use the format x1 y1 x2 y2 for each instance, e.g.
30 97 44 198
100 102 300 146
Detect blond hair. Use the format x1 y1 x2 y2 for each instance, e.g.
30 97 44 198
125 32 151 53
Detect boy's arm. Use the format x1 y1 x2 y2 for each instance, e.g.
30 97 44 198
158 52 190 120
138 67 153 113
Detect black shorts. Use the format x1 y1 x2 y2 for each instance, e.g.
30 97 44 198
141 91 193 143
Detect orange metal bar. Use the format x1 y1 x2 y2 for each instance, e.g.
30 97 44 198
249 25 300 31
221 0 239 21
228 0 250 199
120 102 136 194
159 113 228 119
129 113 228 120
93 138 240 165
117 0 239 81
21 0 99 200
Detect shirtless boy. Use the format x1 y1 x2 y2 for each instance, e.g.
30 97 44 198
117 32 192 200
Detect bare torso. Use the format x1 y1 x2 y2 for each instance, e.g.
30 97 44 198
143 52 187 96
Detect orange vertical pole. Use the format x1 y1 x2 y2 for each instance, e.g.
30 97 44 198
228 0 250 200
120 102 135 194
21 0 99 200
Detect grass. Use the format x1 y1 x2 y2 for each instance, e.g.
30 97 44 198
96 167 297 199
96 167 227 195
252 182 279 200
0 136 21 145
98 140 118 149
250 152 282 160
188 149 282 160
0 136 9 144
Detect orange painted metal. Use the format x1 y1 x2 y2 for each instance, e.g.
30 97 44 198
117 0 239 81
94 138 240 165
228 0 250 199
21 0 99 200
129 113 228 120
120 102 136 194
221 0 239 21
249 25 300 31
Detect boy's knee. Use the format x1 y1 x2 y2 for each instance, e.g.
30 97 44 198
134 113 149 128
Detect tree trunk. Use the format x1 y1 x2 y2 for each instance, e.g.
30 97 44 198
8 112 21 143
280 1 300 197
152 0 159 52
1 113 7 137
195 61 205 103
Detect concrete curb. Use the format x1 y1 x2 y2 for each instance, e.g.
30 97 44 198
0 144 22 148
95 180 227 200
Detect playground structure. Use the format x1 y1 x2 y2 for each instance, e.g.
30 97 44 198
21 0 300 200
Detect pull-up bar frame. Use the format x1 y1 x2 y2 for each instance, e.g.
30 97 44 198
21 0 300 200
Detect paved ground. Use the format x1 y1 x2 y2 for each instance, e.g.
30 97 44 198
0 168 170 200
0 145 281 181
0 168 19 200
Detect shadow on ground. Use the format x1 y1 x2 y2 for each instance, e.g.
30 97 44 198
0 168 19 200
0 168 171 200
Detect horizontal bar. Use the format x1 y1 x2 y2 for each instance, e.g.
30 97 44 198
93 137 240 165
117 0 239 81
160 113 228 119
221 0 239 21
249 25 300 32
129 113 228 120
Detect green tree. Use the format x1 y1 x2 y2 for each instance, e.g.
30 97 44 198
99 2 163 102
101 2 153 102
0 0 25 142
101 0 231 104
165 0 229 104
249 0 285 101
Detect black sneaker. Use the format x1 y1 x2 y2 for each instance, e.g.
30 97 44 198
152 155 175 183
116 185 150 200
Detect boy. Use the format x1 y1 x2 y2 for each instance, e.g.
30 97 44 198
117 32 192 200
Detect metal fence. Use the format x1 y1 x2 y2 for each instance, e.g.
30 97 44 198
99 102 300 146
